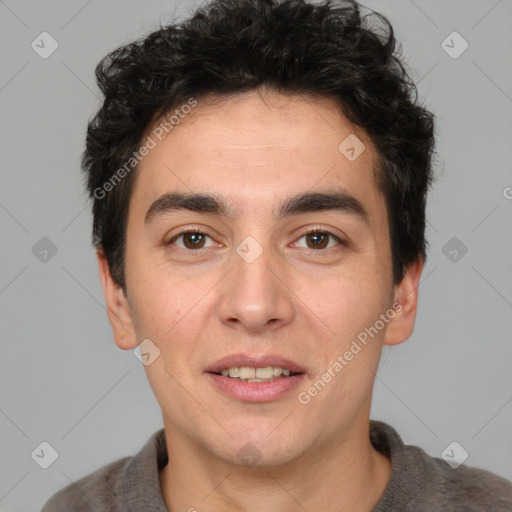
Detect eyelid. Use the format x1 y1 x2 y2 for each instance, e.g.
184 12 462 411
301 226 345 239
166 228 219 249
292 227 347 250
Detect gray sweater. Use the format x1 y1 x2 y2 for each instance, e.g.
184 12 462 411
41 420 512 511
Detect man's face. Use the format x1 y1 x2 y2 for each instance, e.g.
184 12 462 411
100 90 420 466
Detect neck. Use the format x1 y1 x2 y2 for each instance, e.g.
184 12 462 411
159 417 391 512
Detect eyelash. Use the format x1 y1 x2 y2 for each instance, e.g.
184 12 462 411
166 227 346 254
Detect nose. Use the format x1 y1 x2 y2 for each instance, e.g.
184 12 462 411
217 242 295 333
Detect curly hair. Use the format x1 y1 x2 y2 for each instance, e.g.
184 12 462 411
82 0 435 290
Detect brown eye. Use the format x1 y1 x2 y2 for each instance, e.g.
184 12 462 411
168 230 215 250
182 232 206 249
305 231 330 249
295 230 343 251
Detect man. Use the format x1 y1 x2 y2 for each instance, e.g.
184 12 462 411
42 0 512 510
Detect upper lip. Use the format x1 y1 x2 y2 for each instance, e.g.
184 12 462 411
205 353 306 374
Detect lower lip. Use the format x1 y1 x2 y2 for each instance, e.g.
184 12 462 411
206 373 305 403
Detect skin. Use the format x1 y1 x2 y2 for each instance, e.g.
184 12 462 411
97 88 423 512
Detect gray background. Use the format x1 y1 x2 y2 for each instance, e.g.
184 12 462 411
1 0 511 511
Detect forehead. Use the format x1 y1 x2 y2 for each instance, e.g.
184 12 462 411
131 90 385 222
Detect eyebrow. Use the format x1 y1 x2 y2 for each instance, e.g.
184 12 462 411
144 189 369 225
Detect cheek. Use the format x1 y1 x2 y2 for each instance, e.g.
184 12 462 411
125 239 184 330
306 266 389 336
130 283 186 340
127 259 218 361
125 259 177 340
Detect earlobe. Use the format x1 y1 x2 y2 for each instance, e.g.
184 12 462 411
383 257 424 347
96 249 138 350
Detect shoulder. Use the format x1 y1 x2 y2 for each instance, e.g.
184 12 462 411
40 429 167 512
398 438 512 510
40 455 132 512
370 421 512 511
417 452 512 510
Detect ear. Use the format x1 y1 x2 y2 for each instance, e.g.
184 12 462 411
96 248 138 350
383 257 424 347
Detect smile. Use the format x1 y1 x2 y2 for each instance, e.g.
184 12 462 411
216 366 298 382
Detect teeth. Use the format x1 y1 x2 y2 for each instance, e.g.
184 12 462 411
218 366 295 381
228 367 240 378
239 367 256 379
256 366 273 379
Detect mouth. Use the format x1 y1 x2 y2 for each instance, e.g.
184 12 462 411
208 365 302 383
204 354 306 402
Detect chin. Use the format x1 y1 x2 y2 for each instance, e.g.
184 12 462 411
208 421 306 467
